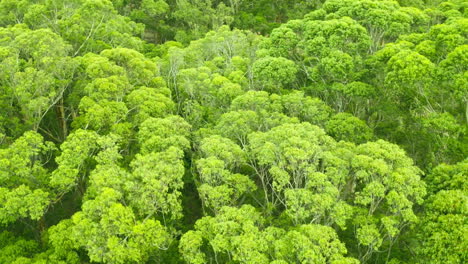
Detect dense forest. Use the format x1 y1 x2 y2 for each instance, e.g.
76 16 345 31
0 0 466 263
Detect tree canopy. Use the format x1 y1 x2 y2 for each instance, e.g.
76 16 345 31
0 0 466 263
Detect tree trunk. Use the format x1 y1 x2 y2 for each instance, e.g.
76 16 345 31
56 97 68 141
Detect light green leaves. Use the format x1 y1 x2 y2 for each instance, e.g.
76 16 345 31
126 86 175 124
196 136 254 212
128 147 185 219
199 135 245 168
274 224 355 264
180 205 359 264
0 131 55 188
0 186 49 225
385 49 435 99
0 131 55 224
252 56 297 92
138 115 191 153
326 113 374 143
417 189 467 264
60 188 170 264
351 140 426 260
50 129 100 192
179 231 206 264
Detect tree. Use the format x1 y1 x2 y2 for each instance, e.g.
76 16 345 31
230 90 332 127
321 0 426 49
0 132 55 225
0 0 31 26
438 45 468 122
0 27 77 137
176 66 244 125
179 205 269 264
73 97 129 133
125 115 191 221
57 0 145 55
252 56 297 92
1 0 465 263
416 189 467 263
0 185 50 225
247 122 339 215
326 113 374 144
417 112 467 165
50 129 100 193
172 0 234 43
126 86 175 125
137 115 191 153
415 160 467 264
258 15 371 99
384 49 435 109
350 140 426 262
180 205 359 264
273 224 359 264
51 188 171 264
214 110 298 147
195 135 255 213
100 48 160 86
0 231 41 263
127 147 185 220
424 159 467 195
328 82 377 118
129 0 170 43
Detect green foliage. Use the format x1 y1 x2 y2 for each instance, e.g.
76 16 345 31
415 160 467 264
424 159 467 195
0 132 55 224
57 188 171 263
50 129 100 192
195 135 255 212
0 1 466 263
0 232 40 263
0 186 50 225
417 189 467 264
252 56 298 92
180 205 359 263
326 113 374 143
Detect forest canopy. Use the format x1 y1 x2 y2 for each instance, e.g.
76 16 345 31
0 0 466 263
